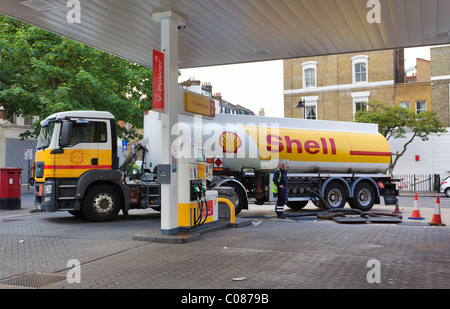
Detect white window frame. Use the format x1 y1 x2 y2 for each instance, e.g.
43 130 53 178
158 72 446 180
301 95 319 120
352 55 369 84
415 100 427 114
399 101 410 109
351 91 370 118
302 61 317 89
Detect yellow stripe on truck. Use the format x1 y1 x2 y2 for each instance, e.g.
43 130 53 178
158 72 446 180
35 149 112 180
243 127 391 164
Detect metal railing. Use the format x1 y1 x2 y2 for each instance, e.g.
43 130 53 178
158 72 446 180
392 174 440 192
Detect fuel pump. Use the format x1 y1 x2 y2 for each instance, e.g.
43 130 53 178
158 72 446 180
178 148 218 230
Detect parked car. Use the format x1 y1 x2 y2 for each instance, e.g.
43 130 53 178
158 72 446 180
440 176 450 197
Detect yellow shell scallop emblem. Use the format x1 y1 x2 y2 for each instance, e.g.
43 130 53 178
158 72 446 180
219 132 242 154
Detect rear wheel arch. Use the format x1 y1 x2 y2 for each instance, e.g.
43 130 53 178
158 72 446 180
210 178 248 215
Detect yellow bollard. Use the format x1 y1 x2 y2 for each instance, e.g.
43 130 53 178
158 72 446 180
218 198 235 224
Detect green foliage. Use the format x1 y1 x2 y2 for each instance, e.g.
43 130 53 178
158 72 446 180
355 99 447 172
0 15 153 140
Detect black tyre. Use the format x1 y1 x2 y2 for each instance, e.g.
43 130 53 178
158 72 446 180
351 182 376 211
226 182 247 215
68 211 84 218
287 200 308 210
82 184 121 222
323 182 347 209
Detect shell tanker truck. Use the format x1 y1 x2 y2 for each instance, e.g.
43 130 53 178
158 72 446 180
33 100 398 222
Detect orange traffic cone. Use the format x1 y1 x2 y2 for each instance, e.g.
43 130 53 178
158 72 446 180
392 198 402 214
429 196 446 226
408 193 425 220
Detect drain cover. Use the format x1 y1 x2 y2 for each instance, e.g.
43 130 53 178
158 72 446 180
0 272 66 288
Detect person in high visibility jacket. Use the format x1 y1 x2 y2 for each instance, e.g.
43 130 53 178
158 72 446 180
273 161 288 219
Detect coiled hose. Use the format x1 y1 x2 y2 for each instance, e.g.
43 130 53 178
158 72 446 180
284 187 402 220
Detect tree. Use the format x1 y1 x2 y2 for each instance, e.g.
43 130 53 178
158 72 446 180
355 100 447 174
0 15 153 140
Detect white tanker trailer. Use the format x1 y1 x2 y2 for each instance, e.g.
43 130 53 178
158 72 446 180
144 110 398 214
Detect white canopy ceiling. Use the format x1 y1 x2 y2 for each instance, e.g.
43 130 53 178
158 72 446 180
1 0 449 69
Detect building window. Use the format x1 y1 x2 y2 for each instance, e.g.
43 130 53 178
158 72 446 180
400 101 410 109
355 63 367 82
416 101 427 114
305 105 317 120
352 55 369 84
304 68 315 88
302 61 317 89
355 102 368 113
351 91 370 118
301 95 319 120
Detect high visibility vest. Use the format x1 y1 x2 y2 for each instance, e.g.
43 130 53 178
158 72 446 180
272 169 282 194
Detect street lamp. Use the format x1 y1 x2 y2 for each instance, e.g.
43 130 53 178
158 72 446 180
296 98 306 119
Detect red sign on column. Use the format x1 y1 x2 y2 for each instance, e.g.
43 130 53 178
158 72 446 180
153 49 165 112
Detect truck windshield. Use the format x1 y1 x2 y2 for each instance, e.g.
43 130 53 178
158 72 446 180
36 121 56 150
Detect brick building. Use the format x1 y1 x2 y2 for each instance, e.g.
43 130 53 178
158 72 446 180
283 46 450 126
284 49 401 121
283 46 450 177
431 46 450 127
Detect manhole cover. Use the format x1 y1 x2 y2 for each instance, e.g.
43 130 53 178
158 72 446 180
333 217 367 224
0 272 66 288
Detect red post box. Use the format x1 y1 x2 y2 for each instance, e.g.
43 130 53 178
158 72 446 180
0 168 23 210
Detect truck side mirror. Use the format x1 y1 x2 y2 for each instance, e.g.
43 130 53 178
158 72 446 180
60 120 72 148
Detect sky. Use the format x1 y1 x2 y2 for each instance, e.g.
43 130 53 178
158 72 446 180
179 46 432 119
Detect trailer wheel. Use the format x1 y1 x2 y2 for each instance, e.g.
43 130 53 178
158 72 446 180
226 182 246 215
323 182 347 209
351 182 375 211
82 184 121 222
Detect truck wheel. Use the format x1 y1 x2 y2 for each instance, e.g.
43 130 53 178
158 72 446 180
287 200 308 210
226 182 246 215
351 182 375 211
323 182 347 209
82 184 121 222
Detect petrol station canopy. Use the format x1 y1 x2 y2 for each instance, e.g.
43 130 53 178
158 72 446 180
1 0 450 69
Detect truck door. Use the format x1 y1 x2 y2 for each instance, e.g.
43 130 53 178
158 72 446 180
55 119 111 178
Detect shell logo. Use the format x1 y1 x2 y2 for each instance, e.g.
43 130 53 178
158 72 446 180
219 131 242 154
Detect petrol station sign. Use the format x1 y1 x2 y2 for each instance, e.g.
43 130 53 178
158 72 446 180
152 49 165 112
185 92 215 117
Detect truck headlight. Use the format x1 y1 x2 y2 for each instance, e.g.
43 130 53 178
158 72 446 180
43 184 53 194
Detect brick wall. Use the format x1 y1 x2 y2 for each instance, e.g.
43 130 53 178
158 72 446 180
284 49 397 121
431 46 450 126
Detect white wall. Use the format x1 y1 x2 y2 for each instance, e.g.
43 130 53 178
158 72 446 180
389 129 450 179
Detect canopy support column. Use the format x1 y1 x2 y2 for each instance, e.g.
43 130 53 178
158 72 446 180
153 11 186 235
